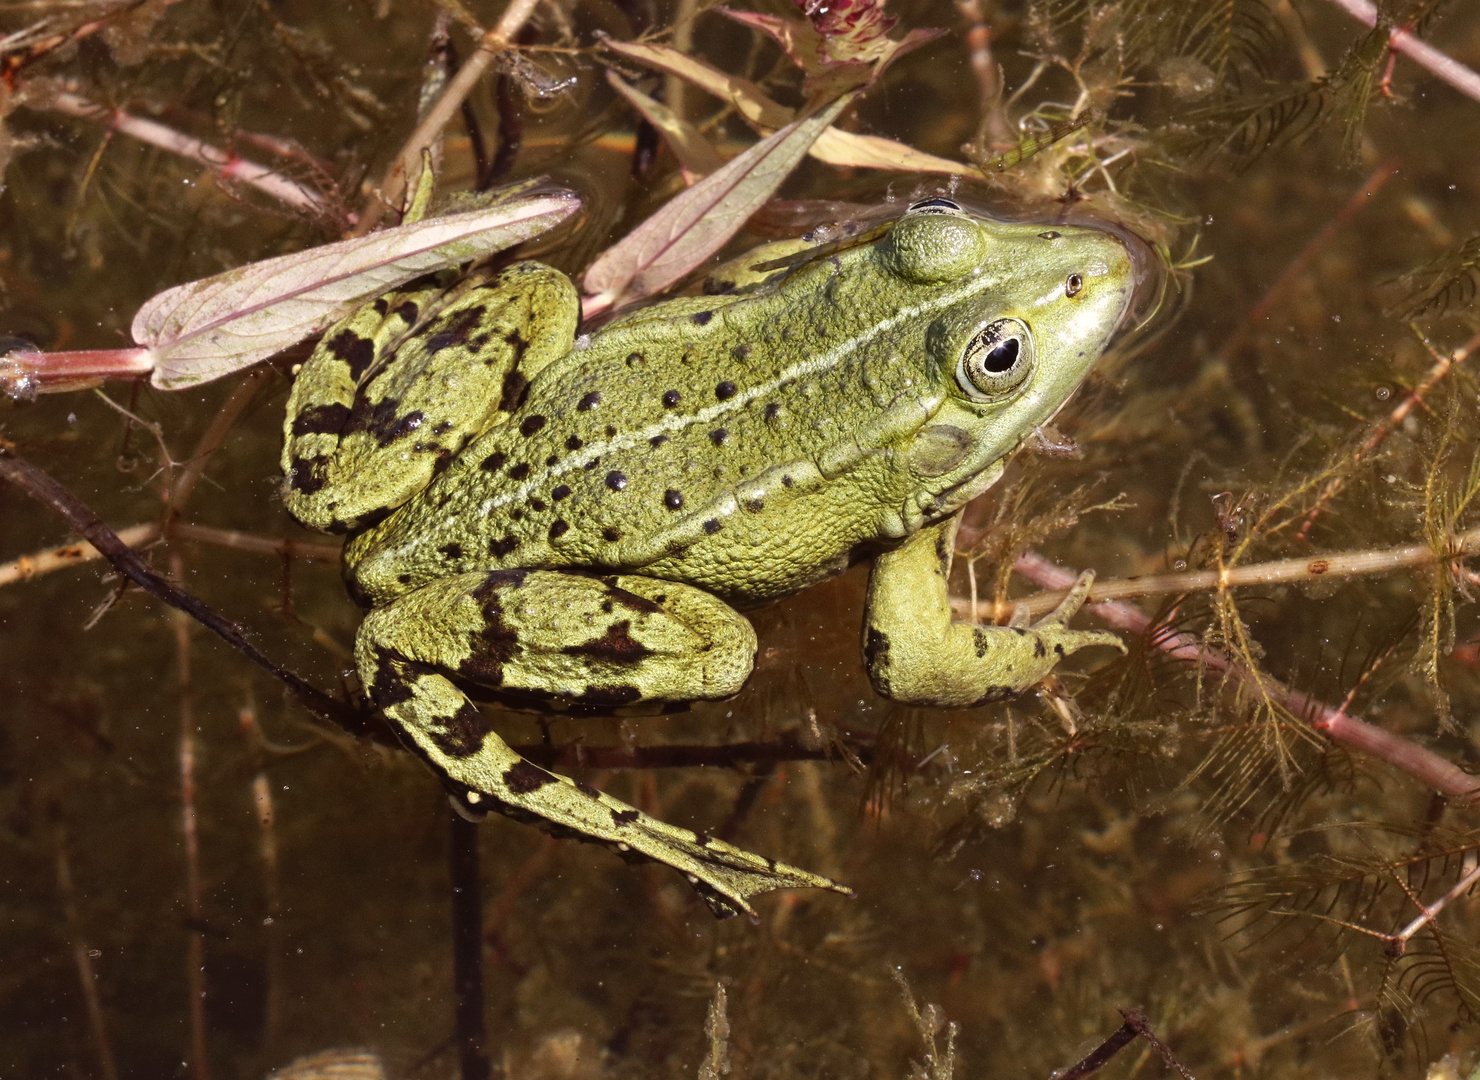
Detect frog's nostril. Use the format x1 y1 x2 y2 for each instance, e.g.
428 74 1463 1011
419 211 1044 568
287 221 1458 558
1065 273 1084 297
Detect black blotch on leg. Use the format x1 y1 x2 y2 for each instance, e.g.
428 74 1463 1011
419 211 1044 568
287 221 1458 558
431 702 495 757
503 760 558 793
291 402 352 437
287 456 328 494
562 620 653 665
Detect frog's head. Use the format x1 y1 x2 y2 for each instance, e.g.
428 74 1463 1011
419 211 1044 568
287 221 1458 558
880 198 1141 516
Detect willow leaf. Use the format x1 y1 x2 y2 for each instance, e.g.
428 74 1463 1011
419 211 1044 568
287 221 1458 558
582 95 852 311
137 189 579 389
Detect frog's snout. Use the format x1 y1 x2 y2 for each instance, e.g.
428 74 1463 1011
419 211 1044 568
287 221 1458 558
1067 222 1164 345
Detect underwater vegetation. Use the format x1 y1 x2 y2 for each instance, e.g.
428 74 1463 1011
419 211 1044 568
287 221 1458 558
5 1 1480 1078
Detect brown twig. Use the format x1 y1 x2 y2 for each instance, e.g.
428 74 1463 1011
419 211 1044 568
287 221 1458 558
0 522 341 590
977 524 1480 619
171 552 211 1080
353 0 543 235
54 821 119 1080
167 367 274 517
1056 1008 1195 1080
0 447 368 734
1012 550 1480 801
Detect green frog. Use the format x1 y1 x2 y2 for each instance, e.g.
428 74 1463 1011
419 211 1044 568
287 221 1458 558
281 197 1136 919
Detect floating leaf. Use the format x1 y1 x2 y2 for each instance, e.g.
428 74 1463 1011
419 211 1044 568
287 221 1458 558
602 38 967 175
606 71 727 180
582 96 853 313
811 127 970 175
2 187 581 397
601 37 789 128
138 188 579 389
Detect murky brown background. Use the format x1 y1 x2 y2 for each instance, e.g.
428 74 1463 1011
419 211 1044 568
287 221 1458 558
5 1 1480 1078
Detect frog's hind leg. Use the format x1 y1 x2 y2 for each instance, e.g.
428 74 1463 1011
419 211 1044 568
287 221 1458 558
282 261 578 533
356 569 852 920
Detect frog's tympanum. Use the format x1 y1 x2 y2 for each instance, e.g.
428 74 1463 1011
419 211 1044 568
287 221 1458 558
282 197 1137 919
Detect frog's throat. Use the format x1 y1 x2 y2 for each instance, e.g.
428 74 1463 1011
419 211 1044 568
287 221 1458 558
464 272 1006 526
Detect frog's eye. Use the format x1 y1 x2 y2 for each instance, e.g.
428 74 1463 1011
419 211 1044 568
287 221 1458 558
907 197 964 215
956 318 1034 400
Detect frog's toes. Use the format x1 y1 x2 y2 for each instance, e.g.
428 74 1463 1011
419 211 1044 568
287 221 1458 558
1030 571 1124 658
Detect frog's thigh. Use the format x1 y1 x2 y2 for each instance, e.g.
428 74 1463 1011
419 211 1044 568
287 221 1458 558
863 516 1122 708
355 572 832 920
283 262 577 532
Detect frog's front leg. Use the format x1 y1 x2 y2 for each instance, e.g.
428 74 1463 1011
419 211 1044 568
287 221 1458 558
863 515 1125 707
357 569 851 920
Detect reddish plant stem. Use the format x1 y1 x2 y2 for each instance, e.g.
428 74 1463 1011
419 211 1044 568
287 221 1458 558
1295 326 1480 539
39 87 334 218
1014 550 1480 800
1325 0 1480 104
0 346 152 396
171 552 211 1080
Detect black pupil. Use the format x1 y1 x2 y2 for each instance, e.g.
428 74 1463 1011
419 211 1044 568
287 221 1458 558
909 197 961 214
982 338 1019 373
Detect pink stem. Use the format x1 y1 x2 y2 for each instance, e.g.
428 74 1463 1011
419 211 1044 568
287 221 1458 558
0 347 154 396
43 89 334 218
1325 0 1480 104
1014 550 1480 800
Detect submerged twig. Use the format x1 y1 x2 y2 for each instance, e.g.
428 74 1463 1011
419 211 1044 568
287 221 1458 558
0 448 368 734
1056 1008 1195 1080
171 553 210 1080
239 699 284 1050
54 821 119 1080
980 524 1480 618
1215 159 1399 368
449 812 491 1080
0 522 340 590
1013 551 1480 800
